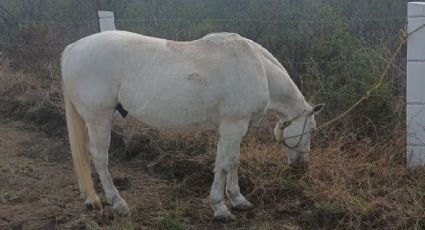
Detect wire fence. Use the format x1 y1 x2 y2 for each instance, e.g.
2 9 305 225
0 15 409 24
0 16 407 61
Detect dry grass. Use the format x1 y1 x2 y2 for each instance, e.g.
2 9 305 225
2 58 425 229
0 58 65 135
0 58 62 108
235 116 425 230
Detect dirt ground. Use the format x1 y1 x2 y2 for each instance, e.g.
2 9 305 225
0 115 287 230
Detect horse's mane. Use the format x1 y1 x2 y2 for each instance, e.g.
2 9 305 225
243 38 309 110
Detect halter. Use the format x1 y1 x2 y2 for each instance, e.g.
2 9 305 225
278 110 311 150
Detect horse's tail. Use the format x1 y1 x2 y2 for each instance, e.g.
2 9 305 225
64 90 95 197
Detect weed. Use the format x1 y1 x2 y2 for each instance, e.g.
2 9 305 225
159 212 189 230
159 201 189 230
107 216 137 230
303 201 348 229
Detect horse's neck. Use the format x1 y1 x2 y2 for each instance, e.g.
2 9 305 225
281 77 308 119
244 39 308 120
266 64 308 120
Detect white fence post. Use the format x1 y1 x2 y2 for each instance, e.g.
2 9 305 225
98 11 116 32
407 2 425 168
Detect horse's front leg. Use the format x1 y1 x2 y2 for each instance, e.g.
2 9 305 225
210 119 249 222
226 166 253 210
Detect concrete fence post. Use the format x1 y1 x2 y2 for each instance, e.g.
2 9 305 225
98 11 116 32
407 2 425 168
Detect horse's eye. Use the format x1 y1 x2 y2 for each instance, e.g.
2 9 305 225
279 121 291 130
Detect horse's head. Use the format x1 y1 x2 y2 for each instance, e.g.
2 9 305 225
274 104 325 171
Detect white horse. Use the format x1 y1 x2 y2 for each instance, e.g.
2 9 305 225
61 31 324 222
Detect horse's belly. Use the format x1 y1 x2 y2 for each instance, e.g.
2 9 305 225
132 100 219 130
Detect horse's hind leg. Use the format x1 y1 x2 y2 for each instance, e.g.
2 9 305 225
210 119 249 222
86 119 129 214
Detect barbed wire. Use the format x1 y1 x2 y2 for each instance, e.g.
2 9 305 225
281 59 407 65
0 16 408 25
116 16 407 24
0 16 96 25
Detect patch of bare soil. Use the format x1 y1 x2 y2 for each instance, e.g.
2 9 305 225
0 117 179 229
0 117 79 229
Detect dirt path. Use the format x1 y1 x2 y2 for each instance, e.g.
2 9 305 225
0 116 82 229
0 116 178 229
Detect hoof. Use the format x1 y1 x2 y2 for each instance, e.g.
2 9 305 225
213 213 236 223
213 209 236 223
232 200 254 211
229 195 254 211
85 197 101 210
113 199 130 216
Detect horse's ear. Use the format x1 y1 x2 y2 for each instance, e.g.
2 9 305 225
312 104 325 115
